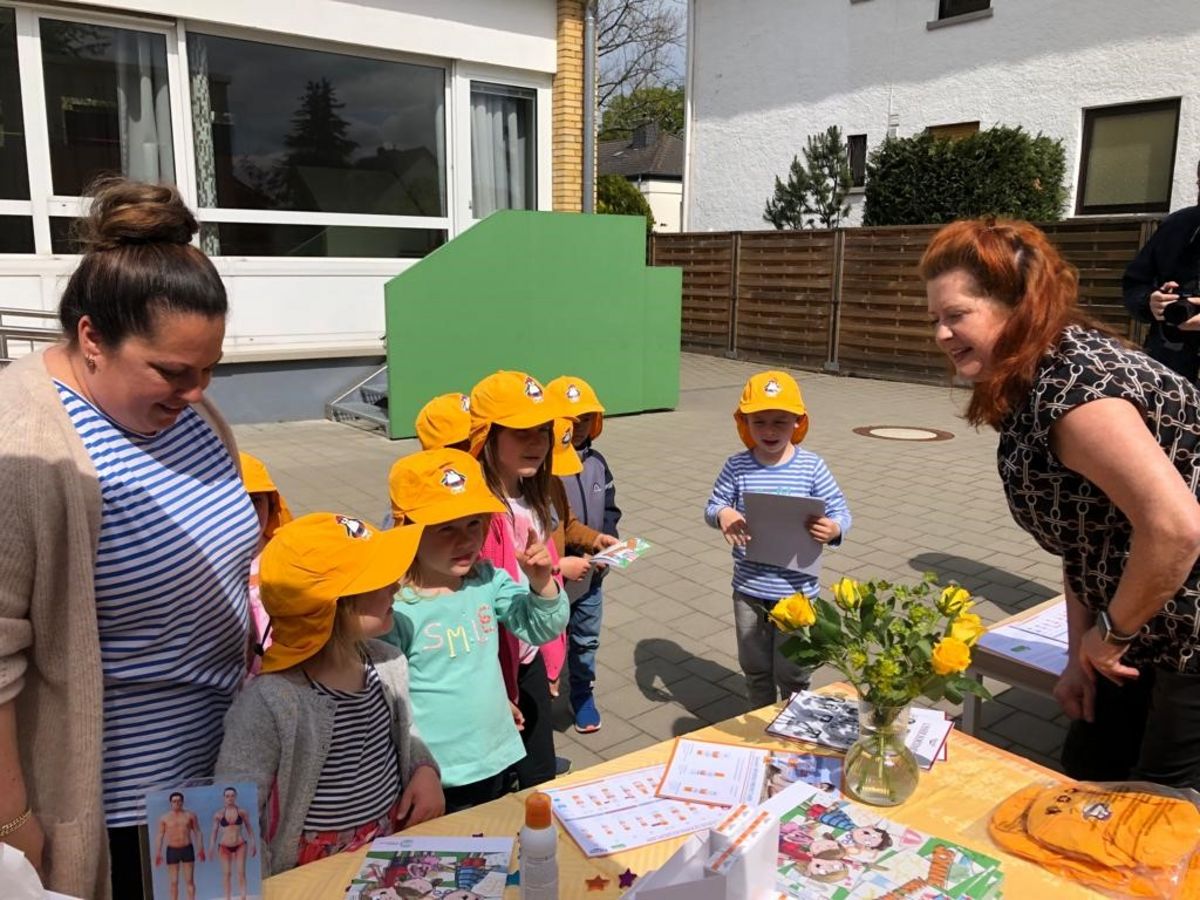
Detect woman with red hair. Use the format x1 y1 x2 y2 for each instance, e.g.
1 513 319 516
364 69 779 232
922 218 1200 790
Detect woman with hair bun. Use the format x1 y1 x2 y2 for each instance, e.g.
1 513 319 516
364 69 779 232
0 179 260 898
922 218 1200 791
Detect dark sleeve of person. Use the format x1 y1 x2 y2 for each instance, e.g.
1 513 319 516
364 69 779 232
1122 210 1199 322
597 449 622 538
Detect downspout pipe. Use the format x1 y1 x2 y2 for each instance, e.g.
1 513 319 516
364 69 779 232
583 0 597 213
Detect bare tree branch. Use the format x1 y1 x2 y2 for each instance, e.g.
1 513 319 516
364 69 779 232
596 0 684 110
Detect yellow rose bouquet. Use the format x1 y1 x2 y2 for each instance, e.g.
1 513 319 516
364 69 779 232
768 574 990 707
768 574 991 804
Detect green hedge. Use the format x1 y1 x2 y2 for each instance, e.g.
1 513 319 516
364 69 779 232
862 126 1067 226
598 174 655 234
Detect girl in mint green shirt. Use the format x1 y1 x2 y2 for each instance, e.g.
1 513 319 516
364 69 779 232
383 447 569 812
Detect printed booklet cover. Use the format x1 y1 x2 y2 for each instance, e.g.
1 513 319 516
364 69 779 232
761 781 1003 899
346 835 514 899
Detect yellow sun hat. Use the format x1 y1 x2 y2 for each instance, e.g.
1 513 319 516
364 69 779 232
551 418 584 477
414 392 472 451
389 447 507 526
468 370 562 456
734 370 809 450
259 513 421 673
546 375 605 439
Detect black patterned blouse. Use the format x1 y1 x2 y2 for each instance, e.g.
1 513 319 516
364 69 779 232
998 325 1200 674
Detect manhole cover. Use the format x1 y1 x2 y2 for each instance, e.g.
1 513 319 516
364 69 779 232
853 425 954 442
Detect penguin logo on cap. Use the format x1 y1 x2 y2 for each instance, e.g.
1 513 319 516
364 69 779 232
336 516 370 539
561 426 573 447
566 384 581 403
1081 802 1112 822
763 378 782 397
441 468 467 494
524 378 544 403
459 395 470 412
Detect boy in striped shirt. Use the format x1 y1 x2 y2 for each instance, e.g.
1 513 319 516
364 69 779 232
704 370 852 708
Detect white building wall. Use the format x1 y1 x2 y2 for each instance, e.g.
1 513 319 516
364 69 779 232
685 0 1200 231
639 178 683 232
1 0 557 361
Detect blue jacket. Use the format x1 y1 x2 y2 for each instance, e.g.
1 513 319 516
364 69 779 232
559 442 621 599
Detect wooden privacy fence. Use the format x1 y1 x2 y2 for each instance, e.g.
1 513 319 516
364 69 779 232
649 217 1157 384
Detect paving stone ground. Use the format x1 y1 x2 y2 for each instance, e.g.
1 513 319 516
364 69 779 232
234 353 1070 775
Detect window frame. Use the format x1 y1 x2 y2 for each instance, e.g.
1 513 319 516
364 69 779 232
847 133 867 190
177 21 455 257
453 60 552 226
936 0 991 21
1076 97 1181 216
13 2 192 256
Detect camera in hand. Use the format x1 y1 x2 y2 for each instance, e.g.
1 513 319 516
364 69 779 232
1162 287 1200 328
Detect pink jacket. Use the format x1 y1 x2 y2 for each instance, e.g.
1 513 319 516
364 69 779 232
480 512 562 702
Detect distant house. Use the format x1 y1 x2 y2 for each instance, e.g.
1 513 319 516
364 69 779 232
599 122 684 232
684 0 1200 230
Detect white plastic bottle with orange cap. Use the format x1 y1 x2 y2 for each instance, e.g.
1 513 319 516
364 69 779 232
519 791 559 899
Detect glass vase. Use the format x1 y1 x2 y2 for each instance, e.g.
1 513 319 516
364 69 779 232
842 701 921 807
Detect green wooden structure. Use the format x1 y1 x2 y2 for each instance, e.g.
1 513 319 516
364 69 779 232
383 211 681 439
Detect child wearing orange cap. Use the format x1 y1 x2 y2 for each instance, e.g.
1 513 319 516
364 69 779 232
384 448 568 812
547 376 623 734
239 452 293 675
469 371 619 788
704 371 852 707
414 392 472 452
215 513 444 875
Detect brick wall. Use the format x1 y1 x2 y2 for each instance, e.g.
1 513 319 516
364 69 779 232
553 0 586 212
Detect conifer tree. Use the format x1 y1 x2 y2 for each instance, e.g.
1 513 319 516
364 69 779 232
764 126 852 229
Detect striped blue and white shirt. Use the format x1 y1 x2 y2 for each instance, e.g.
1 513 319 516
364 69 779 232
705 448 851 602
56 382 259 827
303 661 402 831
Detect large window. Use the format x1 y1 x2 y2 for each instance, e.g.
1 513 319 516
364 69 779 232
1077 99 1180 215
186 32 447 256
40 19 175 194
470 81 536 218
0 7 33 252
926 121 979 141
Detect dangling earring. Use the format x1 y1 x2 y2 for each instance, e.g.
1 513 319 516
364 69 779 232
84 355 97 373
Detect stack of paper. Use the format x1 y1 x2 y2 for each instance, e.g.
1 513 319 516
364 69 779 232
543 765 727 858
767 691 954 770
976 602 1068 675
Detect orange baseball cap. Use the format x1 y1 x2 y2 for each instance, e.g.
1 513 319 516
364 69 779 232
468 370 561 456
546 375 604 439
551 418 583 477
734 370 809 449
389 448 506 526
414 392 472 451
259 513 421 673
239 452 293 539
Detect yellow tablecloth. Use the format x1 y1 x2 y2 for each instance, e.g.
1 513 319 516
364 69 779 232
264 690 1100 898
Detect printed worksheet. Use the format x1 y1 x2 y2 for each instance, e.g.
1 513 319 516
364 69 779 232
656 739 771 808
976 602 1068 675
544 765 726 858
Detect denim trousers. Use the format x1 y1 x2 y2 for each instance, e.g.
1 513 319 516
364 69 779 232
1061 665 1200 791
567 584 604 704
733 590 813 708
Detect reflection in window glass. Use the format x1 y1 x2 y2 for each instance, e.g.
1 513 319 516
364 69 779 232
0 216 35 253
198 223 445 258
40 19 175 195
187 33 446 218
471 82 536 218
0 9 30 201
1080 101 1179 213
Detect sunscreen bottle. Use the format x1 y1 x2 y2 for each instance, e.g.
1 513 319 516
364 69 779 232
519 791 558 899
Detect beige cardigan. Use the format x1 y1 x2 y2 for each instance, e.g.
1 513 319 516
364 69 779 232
0 350 240 900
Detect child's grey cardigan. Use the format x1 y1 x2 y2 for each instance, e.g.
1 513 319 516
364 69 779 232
215 639 439 875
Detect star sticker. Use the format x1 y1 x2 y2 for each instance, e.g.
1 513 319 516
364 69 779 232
618 868 638 888
586 874 610 891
